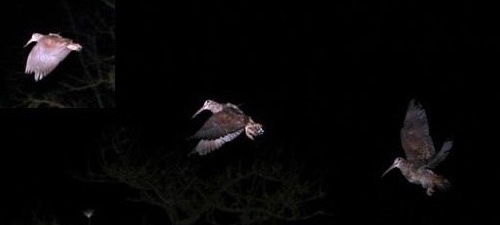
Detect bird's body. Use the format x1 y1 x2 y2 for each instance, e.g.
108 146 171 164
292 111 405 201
189 100 264 156
382 99 453 196
24 33 82 81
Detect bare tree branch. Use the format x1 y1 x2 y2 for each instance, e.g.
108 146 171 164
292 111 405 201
77 126 331 225
99 0 115 9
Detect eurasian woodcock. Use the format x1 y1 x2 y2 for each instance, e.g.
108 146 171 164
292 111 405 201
382 99 453 196
189 100 264 156
24 33 82 81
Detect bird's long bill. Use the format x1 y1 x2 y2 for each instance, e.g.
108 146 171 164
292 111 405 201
192 107 205 119
23 40 33 48
381 164 396 177
23 37 36 48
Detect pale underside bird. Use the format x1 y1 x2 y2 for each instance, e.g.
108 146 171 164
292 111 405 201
188 99 264 156
382 99 453 196
24 33 82 81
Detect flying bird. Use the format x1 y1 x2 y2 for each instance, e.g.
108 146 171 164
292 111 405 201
24 33 82 81
188 100 264 156
382 99 453 196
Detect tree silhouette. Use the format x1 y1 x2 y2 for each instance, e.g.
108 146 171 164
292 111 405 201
80 125 331 225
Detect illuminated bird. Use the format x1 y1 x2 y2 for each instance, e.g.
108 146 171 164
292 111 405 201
24 33 82 81
189 100 264 156
382 99 453 196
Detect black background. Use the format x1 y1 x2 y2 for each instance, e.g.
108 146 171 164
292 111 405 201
1 0 499 224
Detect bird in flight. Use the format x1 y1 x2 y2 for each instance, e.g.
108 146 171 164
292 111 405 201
24 33 82 81
382 99 453 196
188 100 264 156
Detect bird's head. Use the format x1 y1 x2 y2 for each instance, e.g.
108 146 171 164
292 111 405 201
192 99 223 118
24 33 44 48
382 157 404 177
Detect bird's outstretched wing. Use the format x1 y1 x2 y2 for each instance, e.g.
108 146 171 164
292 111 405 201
426 140 453 169
400 99 436 166
189 109 247 140
25 42 72 81
189 129 244 156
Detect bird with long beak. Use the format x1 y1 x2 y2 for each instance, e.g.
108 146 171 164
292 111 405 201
188 99 264 156
382 99 453 196
24 33 82 81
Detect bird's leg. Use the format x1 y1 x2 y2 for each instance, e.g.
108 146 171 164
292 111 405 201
244 121 264 140
245 126 255 140
67 43 83 51
426 187 435 196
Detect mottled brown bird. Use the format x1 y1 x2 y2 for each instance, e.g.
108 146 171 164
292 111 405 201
189 100 264 156
24 33 82 81
382 99 453 196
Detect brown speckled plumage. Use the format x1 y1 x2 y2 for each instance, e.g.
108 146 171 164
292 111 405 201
382 99 453 196
189 100 264 156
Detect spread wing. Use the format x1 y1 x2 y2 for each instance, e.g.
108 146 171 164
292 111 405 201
190 109 247 140
426 140 453 169
189 129 244 156
400 99 436 166
25 42 72 81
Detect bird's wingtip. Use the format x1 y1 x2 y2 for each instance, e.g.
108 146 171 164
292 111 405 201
440 140 454 152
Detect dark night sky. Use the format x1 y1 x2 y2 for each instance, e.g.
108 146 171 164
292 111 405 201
2 0 500 225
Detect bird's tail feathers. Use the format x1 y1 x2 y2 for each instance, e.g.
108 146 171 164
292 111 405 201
436 177 452 191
